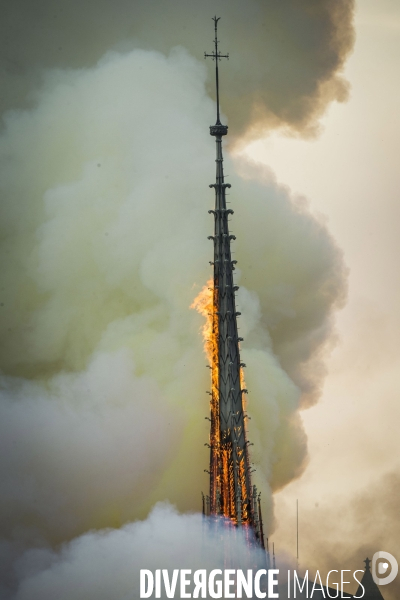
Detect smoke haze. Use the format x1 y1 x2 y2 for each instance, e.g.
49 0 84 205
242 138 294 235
0 0 355 137
0 6 351 599
275 469 400 599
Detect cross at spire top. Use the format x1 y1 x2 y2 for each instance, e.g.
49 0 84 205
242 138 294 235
205 16 229 126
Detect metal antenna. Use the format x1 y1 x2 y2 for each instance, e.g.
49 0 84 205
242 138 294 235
205 16 229 125
296 499 299 570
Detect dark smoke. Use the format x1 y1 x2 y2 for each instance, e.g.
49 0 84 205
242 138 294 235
0 0 355 136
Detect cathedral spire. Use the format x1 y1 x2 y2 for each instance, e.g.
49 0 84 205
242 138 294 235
203 17 264 549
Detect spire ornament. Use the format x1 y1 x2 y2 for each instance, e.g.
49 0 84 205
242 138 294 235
205 16 229 130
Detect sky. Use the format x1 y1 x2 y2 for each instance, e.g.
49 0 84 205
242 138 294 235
242 0 400 594
0 0 399 598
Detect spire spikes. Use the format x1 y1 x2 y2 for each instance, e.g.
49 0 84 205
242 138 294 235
205 16 229 125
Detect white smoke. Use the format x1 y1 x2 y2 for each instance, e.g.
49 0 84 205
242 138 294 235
0 46 346 597
9 503 276 600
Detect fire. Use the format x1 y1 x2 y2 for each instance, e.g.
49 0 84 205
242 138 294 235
191 281 251 524
190 279 219 400
191 280 221 512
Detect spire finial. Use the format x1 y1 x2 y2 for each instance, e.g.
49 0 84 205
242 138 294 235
205 16 229 125
364 557 371 572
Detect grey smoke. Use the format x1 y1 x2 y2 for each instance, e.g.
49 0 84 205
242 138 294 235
0 0 355 136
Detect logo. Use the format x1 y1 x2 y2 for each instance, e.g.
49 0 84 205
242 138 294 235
372 552 398 586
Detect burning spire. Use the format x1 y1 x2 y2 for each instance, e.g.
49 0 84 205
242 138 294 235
193 17 265 548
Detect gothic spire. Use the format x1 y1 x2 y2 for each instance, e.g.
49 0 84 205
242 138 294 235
203 17 264 548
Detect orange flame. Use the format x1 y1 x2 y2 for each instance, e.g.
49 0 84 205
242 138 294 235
190 279 219 401
191 282 251 524
191 280 221 512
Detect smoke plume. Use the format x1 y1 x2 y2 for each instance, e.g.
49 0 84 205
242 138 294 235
0 39 346 600
0 0 355 138
3 503 274 600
